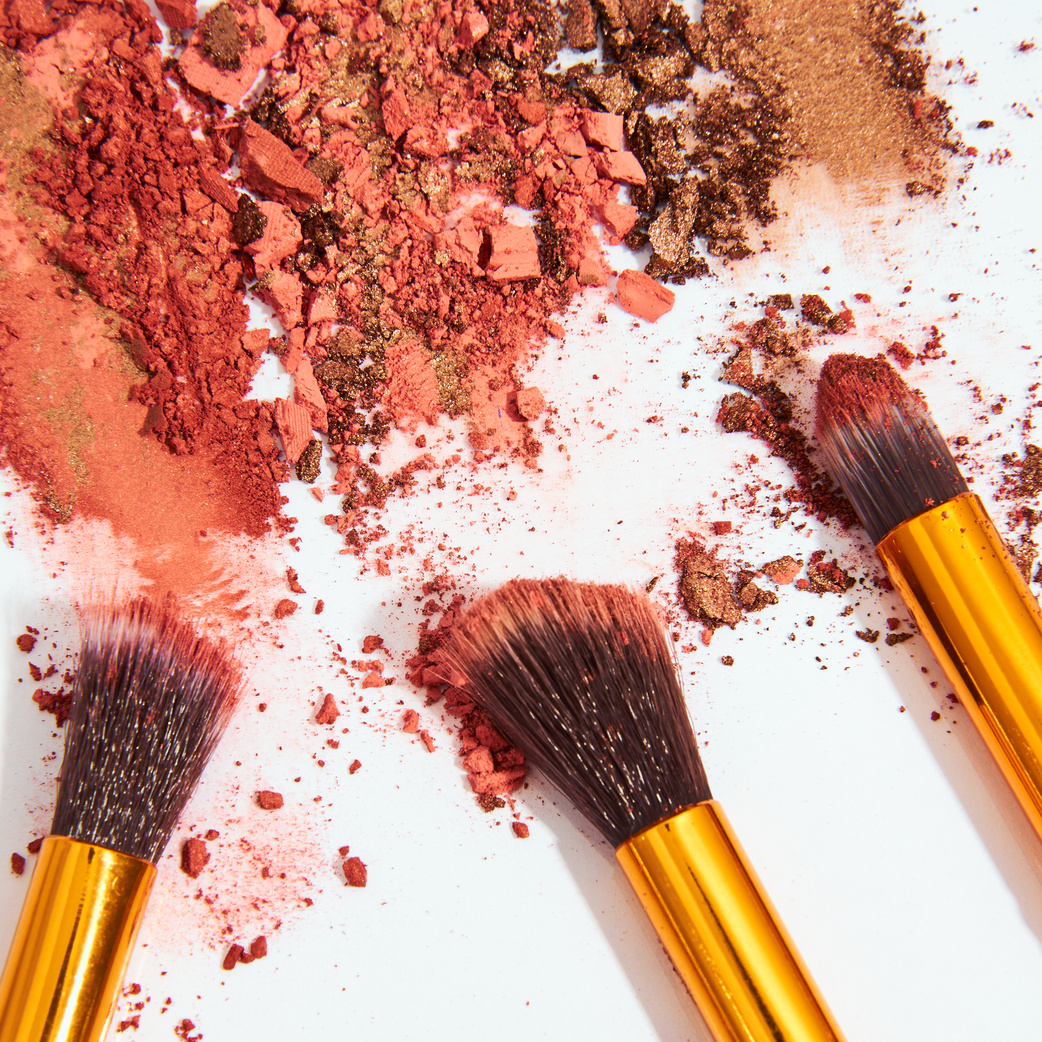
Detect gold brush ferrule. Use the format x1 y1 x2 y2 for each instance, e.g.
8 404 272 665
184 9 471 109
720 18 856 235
0 836 156 1042
877 490 1042 841
616 801 845 1042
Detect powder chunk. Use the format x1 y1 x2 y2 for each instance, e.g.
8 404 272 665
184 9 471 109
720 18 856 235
245 202 301 275
257 271 303 328
402 708 419 733
273 599 297 619
515 387 545 421
256 790 284 810
512 822 530 839
236 120 323 212
486 225 540 281
762 556 801 585
180 7 287 107
362 635 383 653
581 111 624 151
181 837 210 878
8 0 51 33
596 198 638 240
15 634 36 653
361 672 384 689
467 766 527 795
250 936 268 959
616 270 675 322
343 856 367 887
222 944 244 970
10 853 25 876
676 539 743 629
456 9 488 47
315 693 340 725
594 151 647 185
156 0 196 30
419 729 436 752
273 398 312 465
461 746 494 773
349 759 361 774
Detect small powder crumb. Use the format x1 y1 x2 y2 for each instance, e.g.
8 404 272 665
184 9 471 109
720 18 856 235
855 629 880 643
116 1016 140 1033
361 672 384 689
204 829 220 841
10 853 25 876
402 709 420 733
15 634 36 653
180 837 210 878
511 822 530 839
26 838 43 855
222 944 244 971
930 711 942 722
315 600 325 614
762 556 802 586
250 936 267 959
286 567 306 594
256 790 284 810
348 759 362 774
274 599 298 619
419 729 436 752
720 655 734 666
616 269 675 322
712 521 732 535
315 693 340 725
343 856 367 887
361 635 384 653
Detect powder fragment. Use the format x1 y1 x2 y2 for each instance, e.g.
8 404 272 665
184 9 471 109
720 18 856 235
461 746 494 773
10 853 25 876
515 387 546 421
349 760 361 774
419 729 436 752
27 838 43 855
512 822 530 839
256 791 284 810
200 4 245 70
402 709 419 733
115 1016 140 1033
343 857 367 888
362 635 384 653
273 599 298 620
250 936 267 959
155 0 196 31
581 110 624 151
315 693 340 725
287 568 305 594
617 270 675 322
468 767 527 795
181 838 210 879
856 629 880 643
361 672 384 689
675 538 743 629
236 120 323 212
457 9 488 47
295 440 322 483
886 632 914 646
222 944 244 971
274 399 312 465
762 556 801 585
721 655 734 666
15 634 36 653
486 225 541 281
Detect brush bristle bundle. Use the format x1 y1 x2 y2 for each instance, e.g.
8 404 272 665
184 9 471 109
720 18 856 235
51 599 241 864
445 579 712 848
815 354 967 544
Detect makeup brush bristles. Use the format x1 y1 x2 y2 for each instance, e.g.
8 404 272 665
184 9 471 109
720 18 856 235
815 353 967 544
444 579 711 848
51 599 241 864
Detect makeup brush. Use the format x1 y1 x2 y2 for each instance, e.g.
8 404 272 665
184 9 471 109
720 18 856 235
0 599 240 1042
816 353 1042 843
444 578 846 1042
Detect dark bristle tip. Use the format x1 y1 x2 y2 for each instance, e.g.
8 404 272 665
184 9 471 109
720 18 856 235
51 599 241 864
815 353 967 544
444 579 712 848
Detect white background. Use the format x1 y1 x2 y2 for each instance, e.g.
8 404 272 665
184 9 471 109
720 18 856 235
2 1 1042 1039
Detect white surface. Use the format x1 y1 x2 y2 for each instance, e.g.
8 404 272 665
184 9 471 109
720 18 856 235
2 1 1042 1039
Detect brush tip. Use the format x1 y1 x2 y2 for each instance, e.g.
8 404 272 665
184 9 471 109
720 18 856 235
52 598 241 863
445 578 712 848
814 353 967 543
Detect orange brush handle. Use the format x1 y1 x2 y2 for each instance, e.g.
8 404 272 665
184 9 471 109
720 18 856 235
878 491 1042 841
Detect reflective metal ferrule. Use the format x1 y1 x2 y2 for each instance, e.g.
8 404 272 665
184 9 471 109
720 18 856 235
0 836 156 1042
878 491 1042 841
616 801 845 1042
